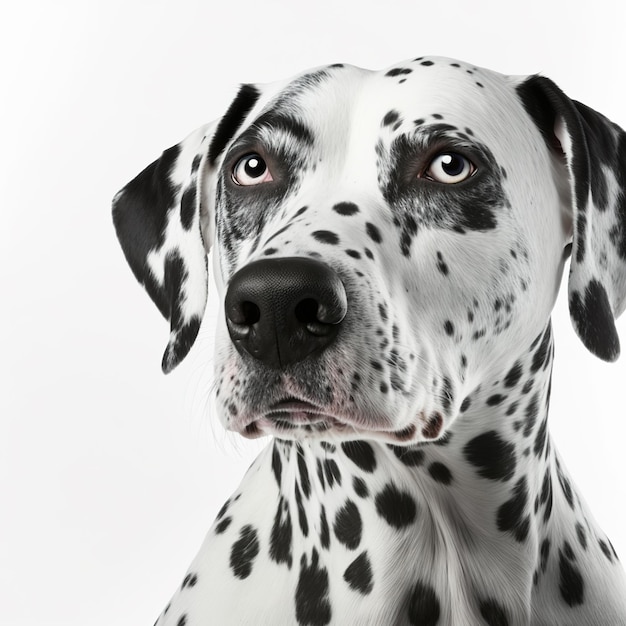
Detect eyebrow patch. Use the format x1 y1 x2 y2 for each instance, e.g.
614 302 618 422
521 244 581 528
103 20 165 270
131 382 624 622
208 84 261 165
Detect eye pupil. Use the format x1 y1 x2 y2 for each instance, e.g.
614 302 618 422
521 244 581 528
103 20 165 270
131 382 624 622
441 154 465 176
244 156 266 178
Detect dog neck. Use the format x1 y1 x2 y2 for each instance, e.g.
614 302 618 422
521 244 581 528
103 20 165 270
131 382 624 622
226 320 616 619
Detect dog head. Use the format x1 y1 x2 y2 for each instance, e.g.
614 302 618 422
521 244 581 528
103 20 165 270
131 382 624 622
113 57 626 444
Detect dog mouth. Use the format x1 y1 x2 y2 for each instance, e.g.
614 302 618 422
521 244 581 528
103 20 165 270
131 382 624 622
240 396 419 443
241 396 355 439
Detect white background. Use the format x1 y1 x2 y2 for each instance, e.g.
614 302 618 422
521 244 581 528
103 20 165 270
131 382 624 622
2 1 626 624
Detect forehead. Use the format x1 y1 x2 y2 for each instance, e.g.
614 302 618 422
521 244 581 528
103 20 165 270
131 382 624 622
249 56 528 146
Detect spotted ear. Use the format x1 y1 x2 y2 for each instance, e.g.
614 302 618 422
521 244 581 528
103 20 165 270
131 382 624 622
112 123 216 373
517 76 626 361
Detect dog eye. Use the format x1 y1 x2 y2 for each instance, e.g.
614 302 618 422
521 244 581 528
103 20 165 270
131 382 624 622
232 153 273 186
422 152 476 184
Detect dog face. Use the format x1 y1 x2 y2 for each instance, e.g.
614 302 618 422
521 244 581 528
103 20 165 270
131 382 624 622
113 57 626 445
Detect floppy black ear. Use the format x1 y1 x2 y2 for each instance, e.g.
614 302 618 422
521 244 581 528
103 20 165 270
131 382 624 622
517 76 626 361
113 85 262 372
112 123 216 373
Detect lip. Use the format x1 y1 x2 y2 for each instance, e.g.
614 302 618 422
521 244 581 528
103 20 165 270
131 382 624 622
238 398 421 443
265 398 325 421
240 397 349 438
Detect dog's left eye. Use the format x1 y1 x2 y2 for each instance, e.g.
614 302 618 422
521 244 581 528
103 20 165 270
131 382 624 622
422 152 476 184
232 153 274 186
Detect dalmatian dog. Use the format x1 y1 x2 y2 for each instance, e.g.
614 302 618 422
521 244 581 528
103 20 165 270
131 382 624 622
113 57 626 625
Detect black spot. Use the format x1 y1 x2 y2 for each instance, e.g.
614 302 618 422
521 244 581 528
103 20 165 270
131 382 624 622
386 67 413 77
312 230 340 245
295 483 309 537
504 361 523 387
272 443 282 486
428 462 452 485
334 500 362 550
296 550 332 625
569 279 620 361
422 412 443 440
436 251 449 276
464 431 516 481
341 441 377 472
375 484 417 529
343 551 374 594
229 525 260 579
270 497 293 568
576 523 587 550
216 499 230 520
540 537 551 572
389 445 425 467
557 465 575 510
323 458 342 487
444 320 454 336
353 476 369 498
420 60 435 67
523 393 539 437
366 222 383 243
176 615 187 626
497 477 530 542
538 469 553 523
486 394 506 406
599 539 614 562
559 548 584 606
316 459 326 490
181 573 198 589
215 516 232 534
533 417 548 458
297 446 311 498
319 506 330 550
179 183 197 231
478 598 510 626
382 110 401 127
531 325 552 372
460 396 471 412
208 84 260 165
333 201 360 216
407 580 440 625
160 258 202 373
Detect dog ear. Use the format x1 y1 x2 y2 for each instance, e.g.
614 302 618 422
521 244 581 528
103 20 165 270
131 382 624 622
112 84 262 372
112 123 215 373
517 76 626 361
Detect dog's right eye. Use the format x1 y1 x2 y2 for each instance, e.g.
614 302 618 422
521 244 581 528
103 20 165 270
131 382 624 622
232 153 273 186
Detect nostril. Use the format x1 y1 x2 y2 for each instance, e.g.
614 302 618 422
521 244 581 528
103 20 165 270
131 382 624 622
294 298 319 324
242 301 261 325
295 297 342 337
228 300 261 326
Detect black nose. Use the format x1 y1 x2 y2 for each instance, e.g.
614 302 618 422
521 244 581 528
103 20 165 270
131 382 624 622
225 257 348 368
